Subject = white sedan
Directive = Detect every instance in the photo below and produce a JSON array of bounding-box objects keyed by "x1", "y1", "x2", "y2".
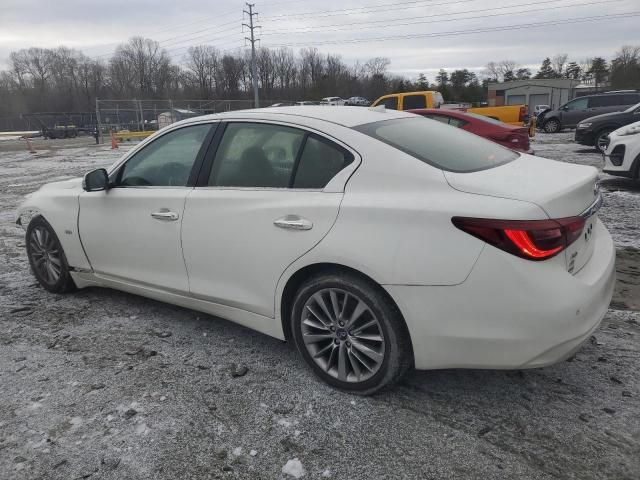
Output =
[
  {"x1": 17, "y1": 107, "x2": 615, "y2": 394},
  {"x1": 603, "y1": 120, "x2": 640, "y2": 180}
]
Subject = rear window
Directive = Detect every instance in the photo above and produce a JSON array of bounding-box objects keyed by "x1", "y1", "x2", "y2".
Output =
[{"x1": 354, "y1": 117, "x2": 518, "y2": 173}]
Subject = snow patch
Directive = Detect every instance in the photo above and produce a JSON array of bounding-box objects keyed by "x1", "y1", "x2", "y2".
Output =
[{"x1": 282, "y1": 458, "x2": 305, "y2": 478}]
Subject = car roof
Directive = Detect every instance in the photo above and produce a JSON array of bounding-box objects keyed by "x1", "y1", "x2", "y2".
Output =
[{"x1": 179, "y1": 106, "x2": 414, "y2": 128}]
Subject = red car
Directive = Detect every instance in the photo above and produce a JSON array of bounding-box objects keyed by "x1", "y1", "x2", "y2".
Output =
[{"x1": 408, "y1": 108, "x2": 533, "y2": 153}]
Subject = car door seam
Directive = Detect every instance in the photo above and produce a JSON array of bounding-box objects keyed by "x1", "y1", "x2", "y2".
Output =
[{"x1": 76, "y1": 193, "x2": 95, "y2": 272}]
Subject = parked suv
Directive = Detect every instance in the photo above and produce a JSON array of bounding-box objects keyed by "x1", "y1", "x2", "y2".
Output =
[
  {"x1": 575, "y1": 101, "x2": 640, "y2": 152},
  {"x1": 538, "y1": 91, "x2": 640, "y2": 133}
]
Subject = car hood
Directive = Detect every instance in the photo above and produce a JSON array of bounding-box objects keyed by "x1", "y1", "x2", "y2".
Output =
[{"x1": 443, "y1": 153, "x2": 599, "y2": 218}]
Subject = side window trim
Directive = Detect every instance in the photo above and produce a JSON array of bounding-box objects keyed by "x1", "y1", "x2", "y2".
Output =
[
  {"x1": 112, "y1": 122, "x2": 218, "y2": 188},
  {"x1": 195, "y1": 122, "x2": 228, "y2": 187},
  {"x1": 288, "y1": 132, "x2": 310, "y2": 188}
]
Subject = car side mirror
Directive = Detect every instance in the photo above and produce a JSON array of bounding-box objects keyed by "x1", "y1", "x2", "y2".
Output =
[
  {"x1": 83, "y1": 168, "x2": 110, "y2": 192},
  {"x1": 561, "y1": 105, "x2": 569, "y2": 111}
]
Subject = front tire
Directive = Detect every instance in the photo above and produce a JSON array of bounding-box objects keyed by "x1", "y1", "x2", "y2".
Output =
[
  {"x1": 543, "y1": 118, "x2": 561, "y2": 133},
  {"x1": 26, "y1": 216, "x2": 76, "y2": 293},
  {"x1": 594, "y1": 129, "x2": 613, "y2": 153},
  {"x1": 291, "y1": 272, "x2": 412, "y2": 395}
]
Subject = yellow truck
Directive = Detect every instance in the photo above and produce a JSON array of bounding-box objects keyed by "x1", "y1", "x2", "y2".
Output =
[
  {"x1": 467, "y1": 105, "x2": 529, "y2": 126},
  {"x1": 371, "y1": 91, "x2": 528, "y2": 126}
]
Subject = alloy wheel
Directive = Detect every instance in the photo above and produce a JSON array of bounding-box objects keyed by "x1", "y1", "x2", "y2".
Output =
[
  {"x1": 544, "y1": 120, "x2": 560, "y2": 133},
  {"x1": 29, "y1": 225, "x2": 62, "y2": 285},
  {"x1": 596, "y1": 132, "x2": 610, "y2": 153},
  {"x1": 300, "y1": 288, "x2": 385, "y2": 383}
]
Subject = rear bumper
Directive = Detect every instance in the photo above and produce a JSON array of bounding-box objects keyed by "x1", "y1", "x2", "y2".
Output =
[
  {"x1": 575, "y1": 129, "x2": 596, "y2": 146},
  {"x1": 386, "y1": 219, "x2": 616, "y2": 370}
]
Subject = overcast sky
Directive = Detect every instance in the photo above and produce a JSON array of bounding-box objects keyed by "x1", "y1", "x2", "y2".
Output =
[{"x1": 0, "y1": 0, "x2": 638, "y2": 79}]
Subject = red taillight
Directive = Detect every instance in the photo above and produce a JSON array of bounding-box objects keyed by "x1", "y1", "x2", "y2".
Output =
[{"x1": 452, "y1": 216, "x2": 585, "y2": 261}]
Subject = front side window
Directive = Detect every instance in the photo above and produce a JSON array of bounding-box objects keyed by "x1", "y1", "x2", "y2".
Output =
[
  {"x1": 354, "y1": 117, "x2": 518, "y2": 173},
  {"x1": 377, "y1": 97, "x2": 398, "y2": 110},
  {"x1": 402, "y1": 94, "x2": 426, "y2": 110},
  {"x1": 118, "y1": 124, "x2": 211, "y2": 187},
  {"x1": 210, "y1": 123, "x2": 305, "y2": 188},
  {"x1": 565, "y1": 98, "x2": 588, "y2": 110},
  {"x1": 293, "y1": 135, "x2": 353, "y2": 188}
]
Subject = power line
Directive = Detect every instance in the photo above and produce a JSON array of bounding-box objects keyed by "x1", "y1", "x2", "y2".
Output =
[
  {"x1": 260, "y1": 0, "x2": 626, "y2": 35},
  {"x1": 262, "y1": 11, "x2": 640, "y2": 47},
  {"x1": 260, "y1": 0, "x2": 479, "y2": 21},
  {"x1": 244, "y1": 3, "x2": 260, "y2": 108}
]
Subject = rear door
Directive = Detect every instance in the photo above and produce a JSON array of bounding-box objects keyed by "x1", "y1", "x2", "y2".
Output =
[
  {"x1": 181, "y1": 121, "x2": 357, "y2": 317},
  {"x1": 588, "y1": 95, "x2": 628, "y2": 115}
]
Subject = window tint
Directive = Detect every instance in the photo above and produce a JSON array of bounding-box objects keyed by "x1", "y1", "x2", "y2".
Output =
[
  {"x1": 402, "y1": 94, "x2": 426, "y2": 110},
  {"x1": 377, "y1": 97, "x2": 398, "y2": 110},
  {"x1": 565, "y1": 97, "x2": 588, "y2": 110},
  {"x1": 354, "y1": 117, "x2": 518, "y2": 173},
  {"x1": 589, "y1": 95, "x2": 619, "y2": 108},
  {"x1": 210, "y1": 123, "x2": 305, "y2": 188},
  {"x1": 118, "y1": 124, "x2": 211, "y2": 187},
  {"x1": 622, "y1": 94, "x2": 640, "y2": 105},
  {"x1": 425, "y1": 114, "x2": 450, "y2": 124},
  {"x1": 293, "y1": 135, "x2": 353, "y2": 189}
]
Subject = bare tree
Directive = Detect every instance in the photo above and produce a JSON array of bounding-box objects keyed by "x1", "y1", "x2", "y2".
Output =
[{"x1": 552, "y1": 53, "x2": 569, "y2": 77}]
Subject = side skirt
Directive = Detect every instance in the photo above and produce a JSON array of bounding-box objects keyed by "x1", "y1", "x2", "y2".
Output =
[{"x1": 70, "y1": 272, "x2": 285, "y2": 340}]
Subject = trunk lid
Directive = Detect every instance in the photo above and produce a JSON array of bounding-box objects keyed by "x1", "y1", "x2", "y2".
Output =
[
  {"x1": 444, "y1": 154, "x2": 600, "y2": 273},
  {"x1": 443, "y1": 154, "x2": 598, "y2": 218}
]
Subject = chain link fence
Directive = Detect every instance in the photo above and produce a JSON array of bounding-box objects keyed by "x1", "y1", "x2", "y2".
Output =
[{"x1": 95, "y1": 98, "x2": 289, "y2": 143}]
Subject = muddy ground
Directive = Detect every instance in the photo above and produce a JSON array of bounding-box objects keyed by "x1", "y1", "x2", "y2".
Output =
[{"x1": 0, "y1": 133, "x2": 639, "y2": 480}]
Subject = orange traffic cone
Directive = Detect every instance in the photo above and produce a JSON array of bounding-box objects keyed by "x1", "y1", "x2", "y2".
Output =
[
  {"x1": 110, "y1": 131, "x2": 118, "y2": 149},
  {"x1": 25, "y1": 136, "x2": 36, "y2": 153}
]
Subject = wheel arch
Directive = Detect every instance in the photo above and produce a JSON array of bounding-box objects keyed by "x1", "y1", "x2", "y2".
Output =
[{"x1": 278, "y1": 262, "x2": 414, "y2": 364}]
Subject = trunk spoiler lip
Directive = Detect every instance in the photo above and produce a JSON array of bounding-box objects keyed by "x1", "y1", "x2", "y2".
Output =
[{"x1": 580, "y1": 192, "x2": 603, "y2": 220}]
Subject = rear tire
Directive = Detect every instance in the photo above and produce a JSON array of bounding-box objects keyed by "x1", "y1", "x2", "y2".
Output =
[
  {"x1": 543, "y1": 118, "x2": 561, "y2": 133},
  {"x1": 291, "y1": 272, "x2": 412, "y2": 395},
  {"x1": 26, "y1": 216, "x2": 76, "y2": 294}
]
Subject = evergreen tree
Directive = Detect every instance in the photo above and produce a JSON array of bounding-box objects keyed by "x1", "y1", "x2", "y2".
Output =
[
  {"x1": 534, "y1": 58, "x2": 557, "y2": 79},
  {"x1": 564, "y1": 62, "x2": 582, "y2": 80},
  {"x1": 588, "y1": 57, "x2": 609, "y2": 90}
]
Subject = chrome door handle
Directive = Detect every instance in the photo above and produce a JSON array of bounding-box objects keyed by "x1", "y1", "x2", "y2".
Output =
[
  {"x1": 151, "y1": 210, "x2": 179, "y2": 221},
  {"x1": 274, "y1": 215, "x2": 313, "y2": 231}
]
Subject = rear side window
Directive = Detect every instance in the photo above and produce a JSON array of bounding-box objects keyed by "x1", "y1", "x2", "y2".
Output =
[
  {"x1": 293, "y1": 135, "x2": 353, "y2": 188},
  {"x1": 589, "y1": 95, "x2": 622, "y2": 108},
  {"x1": 209, "y1": 123, "x2": 305, "y2": 188},
  {"x1": 402, "y1": 94, "x2": 426, "y2": 110},
  {"x1": 208, "y1": 122, "x2": 352, "y2": 189},
  {"x1": 622, "y1": 94, "x2": 640, "y2": 105},
  {"x1": 354, "y1": 117, "x2": 518, "y2": 173}
]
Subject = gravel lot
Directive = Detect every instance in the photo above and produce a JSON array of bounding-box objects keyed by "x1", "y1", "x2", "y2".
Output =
[{"x1": 1, "y1": 133, "x2": 639, "y2": 480}]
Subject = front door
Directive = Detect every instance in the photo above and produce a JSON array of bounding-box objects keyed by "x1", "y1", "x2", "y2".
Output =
[
  {"x1": 560, "y1": 97, "x2": 589, "y2": 127},
  {"x1": 79, "y1": 123, "x2": 215, "y2": 292},
  {"x1": 181, "y1": 121, "x2": 356, "y2": 317}
]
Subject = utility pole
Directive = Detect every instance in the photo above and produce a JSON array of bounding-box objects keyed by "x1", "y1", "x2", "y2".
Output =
[{"x1": 243, "y1": 3, "x2": 260, "y2": 108}]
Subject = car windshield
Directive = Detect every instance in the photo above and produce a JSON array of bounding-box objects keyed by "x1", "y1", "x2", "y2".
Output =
[
  {"x1": 354, "y1": 117, "x2": 519, "y2": 173},
  {"x1": 623, "y1": 101, "x2": 640, "y2": 113}
]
